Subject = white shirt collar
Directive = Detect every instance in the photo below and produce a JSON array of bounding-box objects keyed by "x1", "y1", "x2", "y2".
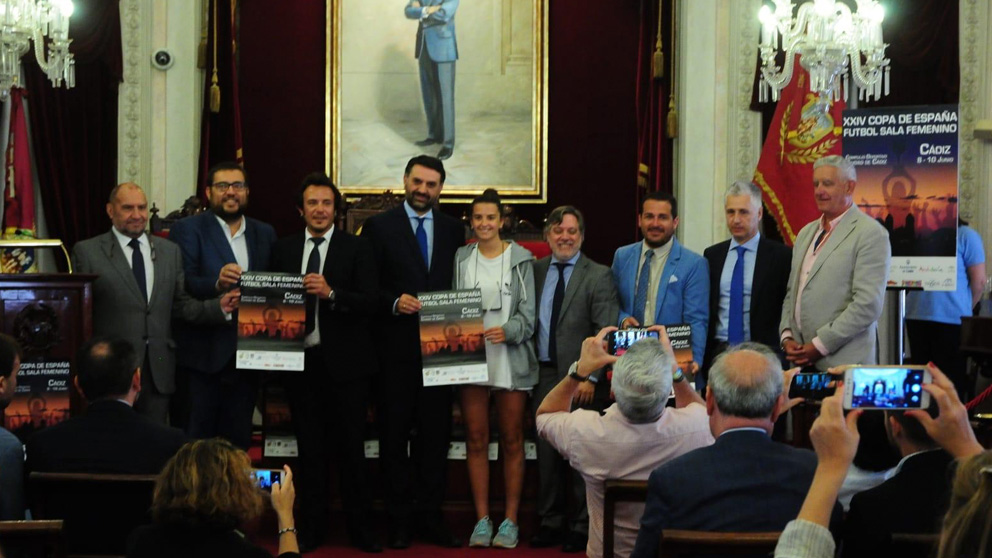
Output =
[
  {"x1": 214, "y1": 213, "x2": 247, "y2": 239},
  {"x1": 110, "y1": 227, "x2": 146, "y2": 249}
]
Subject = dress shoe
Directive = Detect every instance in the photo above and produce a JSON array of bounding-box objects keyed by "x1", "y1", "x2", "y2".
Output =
[
  {"x1": 350, "y1": 530, "x2": 383, "y2": 554},
  {"x1": 414, "y1": 138, "x2": 437, "y2": 147},
  {"x1": 387, "y1": 525, "x2": 411, "y2": 550},
  {"x1": 561, "y1": 531, "x2": 587, "y2": 553},
  {"x1": 437, "y1": 147, "x2": 453, "y2": 160},
  {"x1": 530, "y1": 525, "x2": 563, "y2": 548},
  {"x1": 417, "y1": 519, "x2": 462, "y2": 548}
]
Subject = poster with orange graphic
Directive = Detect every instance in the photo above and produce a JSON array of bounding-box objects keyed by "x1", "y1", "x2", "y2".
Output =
[
  {"x1": 842, "y1": 105, "x2": 958, "y2": 290},
  {"x1": 5, "y1": 359, "x2": 71, "y2": 443},
  {"x1": 236, "y1": 272, "x2": 306, "y2": 370},
  {"x1": 419, "y1": 289, "x2": 487, "y2": 386}
]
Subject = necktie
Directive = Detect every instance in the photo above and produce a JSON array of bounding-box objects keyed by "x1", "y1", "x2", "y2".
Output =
[
  {"x1": 813, "y1": 228, "x2": 828, "y2": 251},
  {"x1": 547, "y1": 262, "x2": 569, "y2": 365},
  {"x1": 305, "y1": 237, "x2": 325, "y2": 334},
  {"x1": 416, "y1": 217, "x2": 429, "y2": 268},
  {"x1": 633, "y1": 249, "x2": 654, "y2": 325},
  {"x1": 128, "y1": 238, "x2": 147, "y2": 303},
  {"x1": 728, "y1": 245, "x2": 746, "y2": 345}
]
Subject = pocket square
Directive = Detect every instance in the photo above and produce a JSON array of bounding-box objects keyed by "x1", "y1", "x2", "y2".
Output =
[{"x1": 669, "y1": 275, "x2": 679, "y2": 284}]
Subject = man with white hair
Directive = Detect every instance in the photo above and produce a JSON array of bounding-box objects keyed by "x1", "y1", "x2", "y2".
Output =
[
  {"x1": 702, "y1": 181, "x2": 791, "y2": 378},
  {"x1": 631, "y1": 343, "x2": 835, "y2": 558},
  {"x1": 780, "y1": 155, "x2": 890, "y2": 370},
  {"x1": 536, "y1": 326, "x2": 713, "y2": 558}
]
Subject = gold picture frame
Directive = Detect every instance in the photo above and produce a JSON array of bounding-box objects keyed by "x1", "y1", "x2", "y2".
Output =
[{"x1": 326, "y1": 0, "x2": 548, "y2": 203}]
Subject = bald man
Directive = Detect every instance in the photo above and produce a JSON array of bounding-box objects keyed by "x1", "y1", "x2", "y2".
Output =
[{"x1": 72, "y1": 183, "x2": 237, "y2": 423}]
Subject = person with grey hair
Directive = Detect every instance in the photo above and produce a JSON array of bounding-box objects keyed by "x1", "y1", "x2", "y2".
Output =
[
  {"x1": 702, "y1": 180, "x2": 792, "y2": 383},
  {"x1": 631, "y1": 343, "x2": 837, "y2": 558},
  {"x1": 537, "y1": 326, "x2": 712, "y2": 558},
  {"x1": 780, "y1": 155, "x2": 890, "y2": 370},
  {"x1": 531, "y1": 205, "x2": 619, "y2": 552}
]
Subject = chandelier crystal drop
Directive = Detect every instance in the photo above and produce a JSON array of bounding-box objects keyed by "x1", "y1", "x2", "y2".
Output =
[
  {"x1": 0, "y1": 0, "x2": 75, "y2": 101},
  {"x1": 757, "y1": 0, "x2": 889, "y2": 110}
]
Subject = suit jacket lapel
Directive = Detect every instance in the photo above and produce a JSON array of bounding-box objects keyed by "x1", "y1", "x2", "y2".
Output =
[
  {"x1": 654, "y1": 241, "x2": 681, "y2": 323},
  {"x1": 805, "y1": 212, "x2": 857, "y2": 286},
  {"x1": 148, "y1": 235, "x2": 168, "y2": 307},
  {"x1": 559, "y1": 255, "x2": 587, "y2": 317},
  {"x1": 396, "y1": 208, "x2": 429, "y2": 275},
  {"x1": 245, "y1": 219, "x2": 258, "y2": 270},
  {"x1": 323, "y1": 229, "x2": 339, "y2": 278},
  {"x1": 102, "y1": 231, "x2": 146, "y2": 305},
  {"x1": 286, "y1": 232, "x2": 306, "y2": 274},
  {"x1": 750, "y1": 240, "x2": 770, "y2": 314},
  {"x1": 204, "y1": 213, "x2": 238, "y2": 265},
  {"x1": 533, "y1": 258, "x2": 549, "y2": 301}
]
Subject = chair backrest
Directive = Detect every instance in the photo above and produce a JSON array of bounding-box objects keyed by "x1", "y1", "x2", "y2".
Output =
[
  {"x1": 659, "y1": 529, "x2": 781, "y2": 557},
  {"x1": 0, "y1": 519, "x2": 66, "y2": 558},
  {"x1": 603, "y1": 479, "x2": 649, "y2": 558},
  {"x1": 29, "y1": 472, "x2": 157, "y2": 557},
  {"x1": 890, "y1": 532, "x2": 940, "y2": 558}
]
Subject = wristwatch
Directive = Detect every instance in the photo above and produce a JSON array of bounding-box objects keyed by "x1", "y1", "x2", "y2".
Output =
[
  {"x1": 672, "y1": 367, "x2": 685, "y2": 383},
  {"x1": 567, "y1": 361, "x2": 588, "y2": 382}
]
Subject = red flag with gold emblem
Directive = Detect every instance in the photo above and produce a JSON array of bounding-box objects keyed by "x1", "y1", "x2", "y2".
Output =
[
  {"x1": 753, "y1": 64, "x2": 845, "y2": 245},
  {"x1": 2, "y1": 87, "x2": 38, "y2": 273}
]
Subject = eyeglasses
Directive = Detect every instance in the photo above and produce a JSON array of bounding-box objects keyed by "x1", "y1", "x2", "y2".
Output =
[{"x1": 211, "y1": 181, "x2": 247, "y2": 192}]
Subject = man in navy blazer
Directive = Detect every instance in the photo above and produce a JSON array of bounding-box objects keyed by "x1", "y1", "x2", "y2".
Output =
[
  {"x1": 702, "y1": 181, "x2": 791, "y2": 377},
  {"x1": 631, "y1": 344, "x2": 832, "y2": 558},
  {"x1": 269, "y1": 173, "x2": 380, "y2": 553},
  {"x1": 405, "y1": 0, "x2": 458, "y2": 160},
  {"x1": 611, "y1": 192, "x2": 708, "y2": 388},
  {"x1": 168, "y1": 161, "x2": 277, "y2": 449}
]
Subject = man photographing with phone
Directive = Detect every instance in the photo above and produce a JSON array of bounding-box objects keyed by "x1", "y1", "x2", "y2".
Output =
[{"x1": 536, "y1": 326, "x2": 712, "y2": 558}]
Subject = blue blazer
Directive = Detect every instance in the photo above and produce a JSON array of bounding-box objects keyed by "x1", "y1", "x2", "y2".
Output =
[
  {"x1": 611, "y1": 238, "x2": 709, "y2": 366},
  {"x1": 168, "y1": 211, "x2": 277, "y2": 373},
  {"x1": 405, "y1": 0, "x2": 459, "y2": 62}
]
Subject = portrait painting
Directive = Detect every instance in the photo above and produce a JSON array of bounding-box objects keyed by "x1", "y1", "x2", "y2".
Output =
[{"x1": 327, "y1": 0, "x2": 547, "y2": 202}]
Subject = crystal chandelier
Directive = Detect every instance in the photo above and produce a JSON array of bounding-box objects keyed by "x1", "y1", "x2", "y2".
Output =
[
  {"x1": 0, "y1": 0, "x2": 75, "y2": 101},
  {"x1": 757, "y1": 0, "x2": 889, "y2": 108}
]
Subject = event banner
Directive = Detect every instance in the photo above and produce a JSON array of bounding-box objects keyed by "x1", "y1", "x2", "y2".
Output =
[
  {"x1": 842, "y1": 105, "x2": 958, "y2": 290},
  {"x1": 236, "y1": 272, "x2": 306, "y2": 371},
  {"x1": 419, "y1": 289, "x2": 488, "y2": 386},
  {"x1": 4, "y1": 359, "x2": 70, "y2": 443}
]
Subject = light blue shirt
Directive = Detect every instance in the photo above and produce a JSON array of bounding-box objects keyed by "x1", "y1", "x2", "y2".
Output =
[
  {"x1": 906, "y1": 225, "x2": 985, "y2": 325},
  {"x1": 537, "y1": 252, "x2": 580, "y2": 362},
  {"x1": 716, "y1": 232, "x2": 760, "y2": 342},
  {"x1": 403, "y1": 200, "x2": 434, "y2": 269}
]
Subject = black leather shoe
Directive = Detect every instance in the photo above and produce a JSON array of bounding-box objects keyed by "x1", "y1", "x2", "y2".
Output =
[
  {"x1": 414, "y1": 138, "x2": 437, "y2": 147},
  {"x1": 351, "y1": 530, "x2": 383, "y2": 554},
  {"x1": 437, "y1": 147, "x2": 453, "y2": 160},
  {"x1": 418, "y1": 519, "x2": 462, "y2": 548},
  {"x1": 387, "y1": 525, "x2": 411, "y2": 550},
  {"x1": 561, "y1": 531, "x2": 587, "y2": 553},
  {"x1": 530, "y1": 525, "x2": 563, "y2": 548}
]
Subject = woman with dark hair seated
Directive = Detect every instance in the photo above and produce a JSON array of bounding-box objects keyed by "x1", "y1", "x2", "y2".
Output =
[{"x1": 127, "y1": 438, "x2": 301, "y2": 558}]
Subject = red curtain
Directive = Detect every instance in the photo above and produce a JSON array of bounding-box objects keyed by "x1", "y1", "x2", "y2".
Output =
[
  {"x1": 634, "y1": 0, "x2": 673, "y2": 200},
  {"x1": 23, "y1": 0, "x2": 122, "y2": 258}
]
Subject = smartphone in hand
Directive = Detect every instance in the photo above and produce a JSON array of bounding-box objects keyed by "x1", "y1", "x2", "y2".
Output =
[{"x1": 842, "y1": 365, "x2": 931, "y2": 410}]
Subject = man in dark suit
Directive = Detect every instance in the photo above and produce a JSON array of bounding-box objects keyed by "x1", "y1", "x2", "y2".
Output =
[
  {"x1": 26, "y1": 337, "x2": 187, "y2": 475},
  {"x1": 361, "y1": 155, "x2": 465, "y2": 548},
  {"x1": 0, "y1": 334, "x2": 24, "y2": 520},
  {"x1": 72, "y1": 183, "x2": 235, "y2": 424},
  {"x1": 269, "y1": 173, "x2": 380, "y2": 553},
  {"x1": 531, "y1": 206, "x2": 619, "y2": 552},
  {"x1": 702, "y1": 181, "x2": 791, "y2": 379},
  {"x1": 842, "y1": 410, "x2": 954, "y2": 558},
  {"x1": 631, "y1": 343, "x2": 832, "y2": 558},
  {"x1": 168, "y1": 162, "x2": 277, "y2": 449}
]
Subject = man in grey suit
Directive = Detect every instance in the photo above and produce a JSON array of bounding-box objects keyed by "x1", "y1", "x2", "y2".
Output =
[
  {"x1": 780, "y1": 155, "x2": 891, "y2": 370},
  {"x1": 72, "y1": 183, "x2": 236, "y2": 423},
  {"x1": 532, "y1": 206, "x2": 619, "y2": 552},
  {"x1": 405, "y1": 0, "x2": 458, "y2": 160}
]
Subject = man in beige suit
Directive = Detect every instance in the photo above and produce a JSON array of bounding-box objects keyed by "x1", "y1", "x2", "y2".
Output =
[{"x1": 780, "y1": 155, "x2": 891, "y2": 370}]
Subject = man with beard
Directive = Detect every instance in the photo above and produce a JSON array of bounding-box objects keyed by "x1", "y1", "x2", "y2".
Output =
[
  {"x1": 531, "y1": 206, "x2": 619, "y2": 551},
  {"x1": 611, "y1": 192, "x2": 708, "y2": 389},
  {"x1": 0, "y1": 333, "x2": 24, "y2": 520},
  {"x1": 361, "y1": 155, "x2": 465, "y2": 548},
  {"x1": 169, "y1": 162, "x2": 277, "y2": 448}
]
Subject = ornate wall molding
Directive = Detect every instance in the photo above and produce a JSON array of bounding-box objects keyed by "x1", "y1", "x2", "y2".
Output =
[
  {"x1": 118, "y1": 0, "x2": 142, "y2": 184},
  {"x1": 729, "y1": 0, "x2": 761, "y2": 183},
  {"x1": 957, "y1": 0, "x2": 983, "y2": 224}
]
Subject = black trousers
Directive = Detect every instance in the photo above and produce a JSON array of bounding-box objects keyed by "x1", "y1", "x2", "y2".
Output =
[
  {"x1": 284, "y1": 348, "x2": 372, "y2": 537},
  {"x1": 377, "y1": 353, "x2": 453, "y2": 526},
  {"x1": 186, "y1": 358, "x2": 258, "y2": 450},
  {"x1": 907, "y1": 319, "x2": 971, "y2": 400}
]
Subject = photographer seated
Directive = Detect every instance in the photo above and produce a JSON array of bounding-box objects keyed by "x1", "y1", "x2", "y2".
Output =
[
  {"x1": 26, "y1": 337, "x2": 186, "y2": 474},
  {"x1": 127, "y1": 439, "x2": 300, "y2": 558},
  {"x1": 842, "y1": 407, "x2": 954, "y2": 557}
]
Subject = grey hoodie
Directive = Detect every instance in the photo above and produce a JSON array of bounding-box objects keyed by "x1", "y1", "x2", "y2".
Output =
[{"x1": 453, "y1": 241, "x2": 538, "y2": 389}]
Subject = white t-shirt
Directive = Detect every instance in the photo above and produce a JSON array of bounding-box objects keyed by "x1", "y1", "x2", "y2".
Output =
[{"x1": 465, "y1": 247, "x2": 513, "y2": 388}]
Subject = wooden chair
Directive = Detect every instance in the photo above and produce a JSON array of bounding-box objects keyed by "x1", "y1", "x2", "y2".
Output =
[
  {"x1": 658, "y1": 529, "x2": 781, "y2": 557},
  {"x1": 890, "y1": 532, "x2": 940, "y2": 558},
  {"x1": 0, "y1": 520, "x2": 66, "y2": 558},
  {"x1": 603, "y1": 479, "x2": 649, "y2": 558},
  {"x1": 29, "y1": 472, "x2": 157, "y2": 558}
]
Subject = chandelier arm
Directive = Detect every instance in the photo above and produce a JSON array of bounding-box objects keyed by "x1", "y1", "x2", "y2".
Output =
[
  {"x1": 761, "y1": 45, "x2": 797, "y2": 91},
  {"x1": 32, "y1": 26, "x2": 52, "y2": 74}
]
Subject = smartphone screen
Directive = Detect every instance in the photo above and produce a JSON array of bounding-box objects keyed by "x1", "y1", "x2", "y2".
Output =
[
  {"x1": 252, "y1": 469, "x2": 282, "y2": 491},
  {"x1": 844, "y1": 366, "x2": 931, "y2": 410},
  {"x1": 788, "y1": 372, "x2": 834, "y2": 400},
  {"x1": 608, "y1": 329, "x2": 660, "y2": 356}
]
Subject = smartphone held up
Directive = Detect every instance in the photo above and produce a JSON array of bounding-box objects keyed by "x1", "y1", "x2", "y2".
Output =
[{"x1": 842, "y1": 365, "x2": 931, "y2": 410}]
